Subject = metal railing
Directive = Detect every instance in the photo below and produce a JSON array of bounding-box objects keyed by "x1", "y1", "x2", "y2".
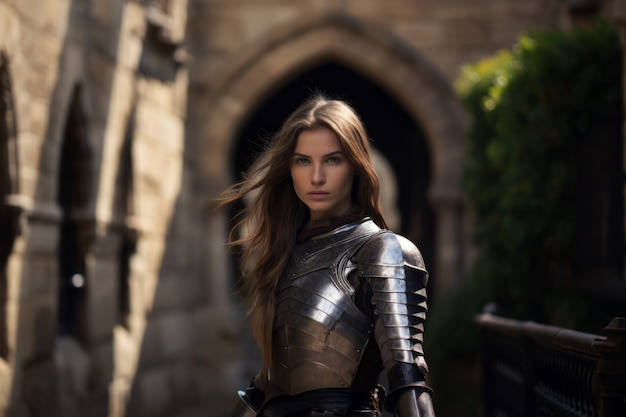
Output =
[{"x1": 475, "y1": 312, "x2": 626, "y2": 417}]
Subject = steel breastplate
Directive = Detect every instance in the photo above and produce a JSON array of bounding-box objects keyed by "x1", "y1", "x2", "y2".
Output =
[{"x1": 269, "y1": 218, "x2": 382, "y2": 395}]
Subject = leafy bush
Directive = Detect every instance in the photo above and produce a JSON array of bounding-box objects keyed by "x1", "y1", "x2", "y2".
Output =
[{"x1": 426, "y1": 21, "x2": 622, "y2": 416}]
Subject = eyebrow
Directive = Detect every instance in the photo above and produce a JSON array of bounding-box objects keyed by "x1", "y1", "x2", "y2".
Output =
[{"x1": 292, "y1": 150, "x2": 344, "y2": 158}]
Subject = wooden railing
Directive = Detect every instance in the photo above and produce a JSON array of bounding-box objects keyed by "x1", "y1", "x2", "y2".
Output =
[{"x1": 475, "y1": 311, "x2": 626, "y2": 417}]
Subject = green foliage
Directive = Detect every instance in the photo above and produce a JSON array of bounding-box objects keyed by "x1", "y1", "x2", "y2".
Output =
[
  {"x1": 426, "y1": 21, "x2": 622, "y2": 416},
  {"x1": 458, "y1": 20, "x2": 621, "y2": 321}
]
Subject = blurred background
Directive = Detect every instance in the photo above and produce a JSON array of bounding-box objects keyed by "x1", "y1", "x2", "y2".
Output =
[{"x1": 0, "y1": 0, "x2": 624, "y2": 416}]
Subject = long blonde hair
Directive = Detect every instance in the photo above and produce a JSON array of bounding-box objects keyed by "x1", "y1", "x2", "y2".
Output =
[{"x1": 217, "y1": 94, "x2": 387, "y2": 375}]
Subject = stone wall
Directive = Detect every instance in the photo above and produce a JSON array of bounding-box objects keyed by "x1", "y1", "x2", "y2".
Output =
[
  {"x1": 0, "y1": 1, "x2": 622, "y2": 417},
  {"x1": 0, "y1": 0, "x2": 219, "y2": 416}
]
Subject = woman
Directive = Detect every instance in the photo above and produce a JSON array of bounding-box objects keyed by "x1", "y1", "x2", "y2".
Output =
[{"x1": 221, "y1": 94, "x2": 435, "y2": 417}]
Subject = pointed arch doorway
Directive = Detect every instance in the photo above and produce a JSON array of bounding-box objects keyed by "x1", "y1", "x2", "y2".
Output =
[
  {"x1": 198, "y1": 13, "x2": 469, "y2": 307},
  {"x1": 196, "y1": 13, "x2": 470, "y2": 392},
  {"x1": 232, "y1": 61, "x2": 436, "y2": 283}
]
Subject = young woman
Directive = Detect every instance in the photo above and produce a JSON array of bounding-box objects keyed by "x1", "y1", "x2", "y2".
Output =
[{"x1": 221, "y1": 94, "x2": 435, "y2": 417}]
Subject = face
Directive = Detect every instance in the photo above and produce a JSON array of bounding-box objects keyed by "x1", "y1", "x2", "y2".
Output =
[{"x1": 290, "y1": 127, "x2": 354, "y2": 221}]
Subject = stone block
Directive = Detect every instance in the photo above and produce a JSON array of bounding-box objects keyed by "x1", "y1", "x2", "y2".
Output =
[
  {"x1": 21, "y1": 359, "x2": 60, "y2": 417},
  {"x1": 0, "y1": 358, "x2": 8, "y2": 409},
  {"x1": 136, "y1": 317, "x2": 162, "y2": 370},
  {"x1": 173, "y1": 68, "x2": 189, "y2": 116},
  {"x1": 117, "y1": 8, "x2": 145, "y2": 72},
  {"x1": 15, "y1": 93, "x2": 49, "y2": 136},
  {"x1": 169, "y1": 361, "x2": 197, "y2": 401},
  {"x1": 23, "y1": 220, "x2": 60, "y2": 255},
  {"x1": 396, "y1": 22, "x2": 446, "y2": 48},
  {"x1": 152, "y1": 277, "x2": 186, "y2": 311},
  {"x1": 91, "y1": 0, "x2": 123, "y2": 25},
  {"x1": 440, "y1": 19, "x2": 490, "y2": 45},
  {"x1": 94, "y1": 229, "x2": 122, "y2": 258},
  {"x1": 127, "y1": 272, "x2": 146, "y2": 317},
  {"x1": 345, "y1": 0, "x2": 385, "y2": 19},
  {"x1": 159, "y1": 232, "x2": 194, "y2": 271},
  {"x1": 55, "y1": 336, "x2": 89, "y2": 396},
  {"x1": 203, "y1": 13, "x2": 242, "y2": 53},
  {"x1": 0, "y1": 9, "x2": 25, "y2": 59},
  {"x1": 135, "y1": 367, "x2": 172, "y2": 416},
  {"x1": 85, "y1": 52, "x2": 115, "y2": 111},
  {"x1": 86, "y1": 341, "x2": 114, "y2": 392},
  {"x1": 86, "y1": 259, "x2": 118, "y2": 340},
  {"x1": 16, "y1": 132, "x2": 44, "y2": 175},
  {"x1": 113, "y1": 324, "x2": 140, "y2": 379},
  {"x1": 136, "y1": 96, "x2": 184, "y2": 149},
  {"x1": 24, "y1": 42, "x2": 63, "y2": 99},
  {"x1": 9, "y1": 255, "x2": 56, "y2": 300},
  {"x1": 14, "y1": 294, "x2": 56, "y2": 364},
  {"x1": 158, "y1": 311, "x2": 192, "y2": 359},
  {"x1": 5, "y1": 253, "x2": 23, "y2": 300},
  {"x1": 239, "y1": 5, "x2": 298, "y2": 43},
  {"x1": 193, "y1": 306, "x2": 241, "y2": 364},
  {"x1": 31, "y1": 173, "x2": 59, "y2": 205},
  {"x1": 108, "y1": 376, "x2": 131, "y2": 417}
]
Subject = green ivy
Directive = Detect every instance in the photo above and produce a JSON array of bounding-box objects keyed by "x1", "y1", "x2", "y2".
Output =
[{"x1": 426, "y1": 21, "x2": 622, "y2": 416}]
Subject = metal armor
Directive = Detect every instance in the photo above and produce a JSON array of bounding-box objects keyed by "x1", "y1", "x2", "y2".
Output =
[
  {"x1": 353, "y1": 231, "x2": 435, "y2": 417},
  {"x1": 232, "y1": 218, "x2": 435, "y2": 416},
  {"x1": 270, "y1": 218, "x2": 383, "y2": 395}
]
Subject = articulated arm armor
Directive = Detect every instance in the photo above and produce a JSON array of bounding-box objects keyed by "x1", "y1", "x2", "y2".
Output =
[{"x1": 353, "y1": 232, "x2": 435, "y2": 417}]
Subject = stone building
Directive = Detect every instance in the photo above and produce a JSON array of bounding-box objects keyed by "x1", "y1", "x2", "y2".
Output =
[{"x1": 0, "y1": 0, "x2": 623, "y2": 416}]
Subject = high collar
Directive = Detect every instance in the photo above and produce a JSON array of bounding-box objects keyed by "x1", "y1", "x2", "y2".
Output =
[{"x1": 296, "y1": 207, "x2": 365, "y2": 243}]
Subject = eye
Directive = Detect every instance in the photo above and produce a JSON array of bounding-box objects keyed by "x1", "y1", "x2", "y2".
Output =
[
  {"x1": 293, "y1": 157, "x2": 310, "y2": 165},
  {"x1": 326, "y1": 155, "x2": 342, "y2": 164}
]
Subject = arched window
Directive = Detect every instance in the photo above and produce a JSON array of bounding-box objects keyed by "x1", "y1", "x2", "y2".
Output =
[{"x1": 56, "y1": 85, "x2": 91, "y2": 342}]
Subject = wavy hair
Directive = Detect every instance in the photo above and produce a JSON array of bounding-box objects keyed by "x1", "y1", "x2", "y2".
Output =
[{"x1": 217, "y1": 94, "x2": 387, "y2": 375}]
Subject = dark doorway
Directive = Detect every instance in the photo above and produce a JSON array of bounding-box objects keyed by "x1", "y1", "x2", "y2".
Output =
[
  {"x1": 232, "y1": 61, "x2": 435, "y2": 270},
  {"x1": 56, "y1": 85, "x2": 91, "y2": 342}
]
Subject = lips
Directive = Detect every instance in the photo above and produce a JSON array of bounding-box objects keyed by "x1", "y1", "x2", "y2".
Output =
[{"x1": 307, "y1": 191, "x2": 330, "y2": 200}]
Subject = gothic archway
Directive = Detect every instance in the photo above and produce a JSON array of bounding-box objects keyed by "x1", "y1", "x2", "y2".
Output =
[
  {"x1": 232, "y1": 61, "x2": 433, "y2": 267},
  {"x1": 200, "y1": 11, "x2": 468, "y2": 296}
]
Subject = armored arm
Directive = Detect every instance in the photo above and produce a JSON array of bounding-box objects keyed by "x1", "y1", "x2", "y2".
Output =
[{"x1": 354, "y1": 233, "x2": 435, "y2": 417}]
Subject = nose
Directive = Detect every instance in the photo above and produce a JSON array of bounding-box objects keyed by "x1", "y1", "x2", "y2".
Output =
[{"x1": 311, "y1": 163, "x2": 325, "y2": 185}]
